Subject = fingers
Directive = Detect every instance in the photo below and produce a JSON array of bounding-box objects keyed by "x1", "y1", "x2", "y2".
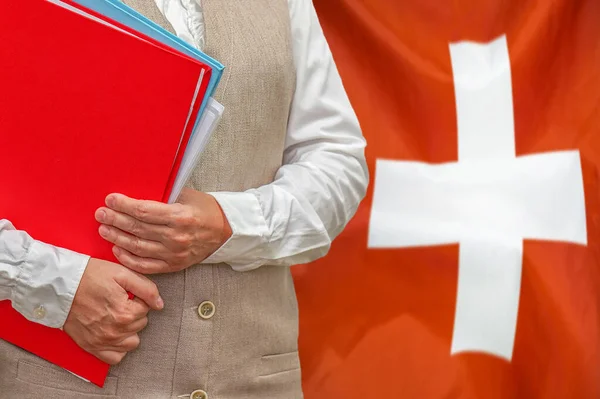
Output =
[
  {"x1": 98, "y1": 224, "x2": 167, "y2": 259},
  {"x1": 113, "y1": 246, "x2": 171, "y2": 274},
  {"x1": 114, "y1": 269, "x2": 164, "y2": 311},
  {"x1": 96, "y1": 207, "x2": 168, "y2": 241},
  {"x1": 122, "y1": 297, "x2": 151, "y2": 320},
  {"x1": 95, "y1": 334, "x2": 141, "y2": 364},
  {"x1": 116, "y1": 334, "x2": 141, "y2": 352},
  {"x1": 96, "y1": 351, "x2": 127, "y2": 365},
  {"x1": 92, "y1": 332, "x2": 141, "y2": 352},
  {"x1": 105, "y1": 193, "x2": 174, "y2": 225},
  {"x1": 123, "y1": 315, "x2": 149, "y2": 334},
  {"x1": 77, "y1": 328, "x2": 144, "y2": 366},
  {"x1": 87, "y1": 308, "x2": 147, "y2": 353}
]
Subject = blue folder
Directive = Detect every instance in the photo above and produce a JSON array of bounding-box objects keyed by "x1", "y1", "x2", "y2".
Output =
[{"x1": 71, "y1": 0, "x2": 224, "y2": 133}]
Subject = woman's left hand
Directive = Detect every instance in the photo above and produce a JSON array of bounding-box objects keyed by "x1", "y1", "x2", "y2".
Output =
[{"x1": 95, "y1": 188, "x2": 232, "y2": 274}]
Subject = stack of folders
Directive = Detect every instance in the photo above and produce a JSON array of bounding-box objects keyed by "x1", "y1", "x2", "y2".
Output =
[{"x1": 0, "y1": 0, "x2": 225, "y2": 387}]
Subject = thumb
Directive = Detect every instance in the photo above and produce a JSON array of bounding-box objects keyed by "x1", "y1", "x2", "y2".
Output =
[{"x1": 114, "y1": 270, "x2": 164, "y2": 311}]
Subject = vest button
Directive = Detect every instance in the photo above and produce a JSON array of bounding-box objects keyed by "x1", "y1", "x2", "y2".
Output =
[
  {"x1": 190, "y1": 389, "x2": 208, "y2": 399},
  {"x1": 197, "y1": 301, "x2": 216, "y2": 319}
]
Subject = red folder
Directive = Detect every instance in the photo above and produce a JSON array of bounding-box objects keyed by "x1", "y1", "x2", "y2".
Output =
[
  {"x1": 60, "y1": 0, "x2": 209, "y2": 202},
  {"x1": 0, "y1": 0, "x2": 211, "y2": 387}
]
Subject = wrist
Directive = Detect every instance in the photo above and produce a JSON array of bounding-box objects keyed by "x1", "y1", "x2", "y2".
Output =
[
  {"x1": 201, "y1": 191, "x2": 270, "y2": 269},
  {"x1": 13, "y1": 240, "x2": 89, "y2": 328},
  {"x1": 216, "y1": 200, "x2": 233, "y2": 247}
]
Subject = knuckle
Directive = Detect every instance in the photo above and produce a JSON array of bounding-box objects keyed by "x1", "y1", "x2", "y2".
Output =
[
  {"x1": 131, "y1": 238, "x2": 144, "y2": 254},
  {"x1": 133, "y1": 261, "x2": 148, "y2": 273},
  {"x1": 138, "y1": 307, "x2": 151, "y2": 319},
  {"x1": 181, "y1": 215, "x2": 197, "y2": 228},
  {"x1": 173, "y1": 252, "x2": 188, "y2": 265},
  {"x1": 171, "y1": 233, "x2": 191, "y2": 246},
  {"x1": 113, "y1": 300, "x2": 128, "y2": 314},
  {"x1": 114, "y1": 233, "x2": 127, "y2": 247},
  {"x1": 115, "y1": 310, "x2": 135, "y2": 325},
  {"x1": 114, "y1": 267, "x2": 130, "y2": 282},
  {"x1": 172, "y1": 203, "x2": 186, "y2": 216},
  {"x1": 129, "y1": 219, "x2": 143, "y2": 235},
  {"x1": 134, "y1": 203, "x2": 149, "y2": 219},
  {"x1": 179, "y1": 216, "x2": 194, "y2": 227},
  {"x1": 173, "y1": 206, "x2": 194, "y2": 226},
  {"x1": 103, "y1": 327, "x2": 121, "y2": 342}
]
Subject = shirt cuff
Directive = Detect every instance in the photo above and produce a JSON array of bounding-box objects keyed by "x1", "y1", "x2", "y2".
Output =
[
  {"x1": 12, "y1": 240, "x2": 90, "y2": 329},
  {"x1": 202, "y1": 191, "x2": 269, "y2": 271}
]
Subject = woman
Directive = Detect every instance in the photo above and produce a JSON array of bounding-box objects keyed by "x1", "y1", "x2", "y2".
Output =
[{"x1": 0, "y1": 0, "x2": 368, "y2": 397}]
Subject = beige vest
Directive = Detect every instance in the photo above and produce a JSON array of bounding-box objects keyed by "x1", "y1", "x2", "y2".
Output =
[{"x1": 0, "y1": 1, "x2": 300, "y2": 398}]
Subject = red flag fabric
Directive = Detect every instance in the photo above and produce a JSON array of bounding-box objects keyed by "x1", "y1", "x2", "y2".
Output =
[{"x1": 293, "y1": 1, "x2": 600, "y2": 398}]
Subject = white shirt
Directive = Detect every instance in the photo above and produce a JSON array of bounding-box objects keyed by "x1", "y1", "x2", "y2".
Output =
[{"x1": 0, "y1": 0, "x2": 368, "y2": 329}]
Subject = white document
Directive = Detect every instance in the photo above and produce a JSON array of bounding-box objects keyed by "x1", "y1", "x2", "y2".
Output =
[{"x1": 168, "y1": 97, "x2": 224, "y2": 203}]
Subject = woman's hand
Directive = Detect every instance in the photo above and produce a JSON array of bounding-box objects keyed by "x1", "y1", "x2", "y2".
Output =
[{"x1": 95, "y1": 188, "x2": 232, "y2": 274}]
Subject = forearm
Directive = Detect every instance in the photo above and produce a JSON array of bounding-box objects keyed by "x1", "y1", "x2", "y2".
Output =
[
  {"x1": 205, "y1": 143, "x2": 367, "y2": 271},
  {"x1": 202, "y1": 0, "x2": 368, "y2": 271},
  {"x1": 93, "y1": 0, "x2": 368, "y2": 274},
  {"x1": 0, "y1": 219, "x2": 89, "y2": 328}
]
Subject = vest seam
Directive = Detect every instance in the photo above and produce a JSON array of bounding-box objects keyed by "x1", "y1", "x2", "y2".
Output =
[
  {"x1": 169, "y1": 269, "x2": 187, "y2": 397},
  {"x1": 210, "y1": 12, "x2": 235, "y2": 100},
  {"x1": 204, "y1": 265, "x2": 221, "y2": 391}
]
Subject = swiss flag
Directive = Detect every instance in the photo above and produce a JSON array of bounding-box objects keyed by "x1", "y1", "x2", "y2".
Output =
[{"x1": 293, "y1": 1, "x2": 600, "y2": 398}]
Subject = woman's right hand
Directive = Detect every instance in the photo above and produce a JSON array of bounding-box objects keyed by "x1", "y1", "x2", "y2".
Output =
[{"x1": 62, "y1": 258, "x2": 164, "y2": 365}]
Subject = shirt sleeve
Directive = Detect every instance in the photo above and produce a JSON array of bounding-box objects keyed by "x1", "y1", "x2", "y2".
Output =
[
  {"x1": 0, "y1": 219, "x2": 90, "y2": 328},
  {"x1": 203, "y1": 0, "x2": 369, "y2": 271}
]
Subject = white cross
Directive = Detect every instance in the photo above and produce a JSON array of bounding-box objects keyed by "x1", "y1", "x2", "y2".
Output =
[{"x1": 367, "y1": 35, "x2": 587, "y2": 361}]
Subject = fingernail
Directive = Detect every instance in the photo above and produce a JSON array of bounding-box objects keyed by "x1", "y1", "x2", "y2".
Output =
[
  {"x1": 156, "y1": 296, "x2": 164, "y2": 309},
  {"x1": 99, "y1": 225, "x2": 109, "y2": 237},
  {"x1": 112, "y1": 246, "x2": 121, "y2": 256},
  {"x1": 96, "y1": 210, "x2": 106, "y2": 222},
  {"x1": 106, "y1": 194, "x2": 116, "y2": 208}
]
